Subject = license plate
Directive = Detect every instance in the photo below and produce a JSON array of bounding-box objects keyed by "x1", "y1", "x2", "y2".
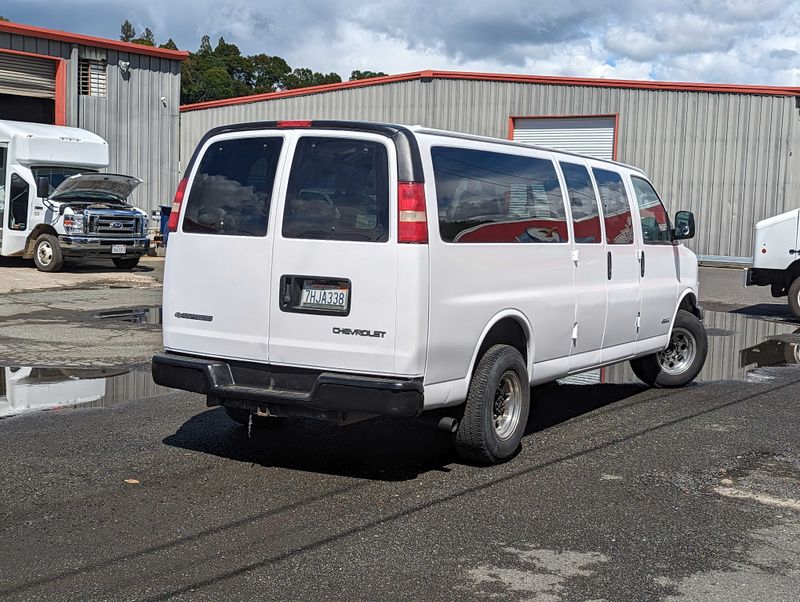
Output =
[
  {"x1": 112, "y1": 244, "x2": 126, "y2": 254},
  {"x1": 300, "y1": 284, "x2": 349, "y2": 311}
]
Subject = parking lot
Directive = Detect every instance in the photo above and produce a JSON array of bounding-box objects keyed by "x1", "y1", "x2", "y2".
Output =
[{"x1": 1, "y1": 260, "x2": 799, "y2": 601}]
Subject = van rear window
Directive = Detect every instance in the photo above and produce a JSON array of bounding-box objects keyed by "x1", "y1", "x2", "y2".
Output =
[
  {"x1": 432, "y1": 146, "x2": 567, "y2": 243},
  {"x1": 183, "y1": 137, "x2": 283, "y2": 236},
  {"x1": 282, "y1": 137, "x2": 389, "y2": 242}
]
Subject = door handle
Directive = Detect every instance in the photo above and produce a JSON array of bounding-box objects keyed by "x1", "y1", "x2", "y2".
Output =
[
  {"x1": 640, "y1": 251, "x2": 645, "y2": 277},
  {"x1": 607, "y1": 251, "x2": 612, "y2": 280}
]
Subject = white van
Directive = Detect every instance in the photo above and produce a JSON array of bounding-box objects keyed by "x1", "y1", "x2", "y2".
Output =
[
  {"x1": 0, "y1": 120, "x2": 148, "y2": 272},
  {"x1": 153, "y1": 121, "x2": 707, "y2": 464}
]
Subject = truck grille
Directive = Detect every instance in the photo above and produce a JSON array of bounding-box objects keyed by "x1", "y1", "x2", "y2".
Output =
[{"x1": 87, "y1": 214, "x2": 141, "y2": 236}]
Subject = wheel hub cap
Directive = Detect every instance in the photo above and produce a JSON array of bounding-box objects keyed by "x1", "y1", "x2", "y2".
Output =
[
  {"x1": 38, "y1": 242, "x2": 53, "y2": 265},
  {"x1": 493, "y1": 370, "x2": 523, "y2": 440},
  {"x1": 657, "y1": 327, "x2": 697, "y2": 376}
]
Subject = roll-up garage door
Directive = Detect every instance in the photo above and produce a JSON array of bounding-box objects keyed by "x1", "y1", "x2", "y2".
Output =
[
  {"x1": 512, "y1": 117, "x2": 616, "y2": 160},
  {"x1": 0, "y1": 52, "x2": 56, "y2": 98}
]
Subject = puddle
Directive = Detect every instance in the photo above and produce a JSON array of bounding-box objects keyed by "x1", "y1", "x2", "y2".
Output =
[
  {"x1": 92, "y1": 306, "x2": 162, "y2": 325},
  {"x1": 0, "y1": 366, "x2": 170, "y2": 418},
  {"x1": 562, "y1": 310, "x2": 800, "y2": 385}
]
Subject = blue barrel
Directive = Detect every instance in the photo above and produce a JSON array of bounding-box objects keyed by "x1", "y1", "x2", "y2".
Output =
[{"x1": 160, "y1": 206, "x2": 171, "y2": 245}]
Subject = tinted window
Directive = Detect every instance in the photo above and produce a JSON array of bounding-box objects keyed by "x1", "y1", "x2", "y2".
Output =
[
  {"x1": 183, "y1": 137, "x2": 283, "y2": 236},
  {"x1": 8, "y1": 173, "x2": 29, "y2": 231},
  {"x1": 593, "y1": 168, "x2": 634, "y2": 245},
  {"x1": 433, "y1": 146, "x2": 567, "y2": 243},
  {"x1": 632, "y1": 177, "x2": 672, "y2": 243},
  {"x1": 560, "y1": 162, "x2": 602, "y2": 244},
  {"x1": 282, "y1": 137, "x2": 389, "y2": 242}
]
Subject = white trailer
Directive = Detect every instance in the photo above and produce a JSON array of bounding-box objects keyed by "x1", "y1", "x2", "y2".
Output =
[
  {"x1": 745, "y1": 209, "x2": 800, "y2": 319},
  {"x1": 0, "y1": 119, "x2": 149, "y2": 272}
]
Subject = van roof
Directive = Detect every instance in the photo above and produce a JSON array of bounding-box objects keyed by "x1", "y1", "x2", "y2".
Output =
[
  {"x1": 0, "y1": 120, "x2": 106, "y2": 145},
  {"x1": 193, "y1": 119, "x2": 645, "y2": 182}
]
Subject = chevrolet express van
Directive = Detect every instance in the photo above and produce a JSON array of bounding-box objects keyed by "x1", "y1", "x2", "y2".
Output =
[{"x1": 153, "y1": 121, "x2": 707, "y2": 464}]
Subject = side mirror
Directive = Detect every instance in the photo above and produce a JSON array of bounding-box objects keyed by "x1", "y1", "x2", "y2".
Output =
[
  {"x1": 36, "y1": 176, "x2": 50, "y2": 199},
  {"x1": 673, "y1": 210, "x2": 695, "y2": 240}
]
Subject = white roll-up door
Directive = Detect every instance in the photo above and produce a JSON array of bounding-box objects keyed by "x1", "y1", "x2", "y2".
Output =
[
  {"x1": 513, "y1": 117, "x2": 616, "y2": 160},
  {"x1": 0, "y1": 52, "x2": 56, "y2": 98}
]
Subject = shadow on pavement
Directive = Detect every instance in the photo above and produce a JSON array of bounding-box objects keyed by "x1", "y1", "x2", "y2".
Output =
[
  {"x1": 0, "y1": 256, "x2": 153, "y2": 273},
  {"x1": 730, "y1": 303, "x2": 797, "y2": 322},
  {"x1": 164, "y1": 382, "x2": 647, "y2": 480}
]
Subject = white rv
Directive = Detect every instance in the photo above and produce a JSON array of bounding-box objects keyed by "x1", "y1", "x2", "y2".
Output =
[
  {"x1": 0, "y1": 120, "x2": 148, "y2": 272},
  {"x1": 153, "y1": 121, "x2": 707, "y2": 464},
  {"x1": 745, "y1": 209, "x2": 800, "y2": 319}
]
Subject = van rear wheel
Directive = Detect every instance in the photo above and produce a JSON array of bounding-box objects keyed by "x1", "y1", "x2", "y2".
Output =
[
  {"x1": 454, "y1": 344, "x2": 530, "y2": 464},
  {"x1": 33, "y1": 234, "x2": 64, "y2": 272},
  {"x1": 788, "y1": 277, "x2": 800, "y2": 320},
  {"x1": 630, "y1": 309, "x2": 708, "y2": 387}
]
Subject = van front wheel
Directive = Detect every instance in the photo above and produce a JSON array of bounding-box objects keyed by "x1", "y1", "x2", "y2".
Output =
[
  {"x1": 630, "y1": 309, "x2": 708, "y2": 387},
  {"x1": 33, "y1": 234, "x2": 64, "y2": 272},
  {"x1": 788, "y1": 277, "x2": 800, "y2": 320},
  {"x1": 113, "y1": 257, "x2": 140, "y2": 270},
  {"x1": 454, "y1": 344, "x2": 530, "y2": 464}
]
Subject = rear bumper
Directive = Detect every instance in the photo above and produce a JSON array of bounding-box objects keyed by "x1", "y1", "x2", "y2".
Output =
[
  {"x1": 59, "y1": 236, "x2": 149, "y2": 257},
  {"x1": 151, "y1": 352, "x2": 424, "y2": 419}
]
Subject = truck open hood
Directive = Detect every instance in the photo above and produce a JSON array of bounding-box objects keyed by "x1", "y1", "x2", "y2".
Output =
[{"x1": 49, "y1": 173, "x2": 142, "y2": 201}]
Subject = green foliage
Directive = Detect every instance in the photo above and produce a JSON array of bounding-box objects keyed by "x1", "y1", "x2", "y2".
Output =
[
  {"x1": 120, "y1": 19, "x2": 135, "y2": 42},
  {"x1": 350, "y1": 70, "x2": 388, "y2": 81},
  {"x1": 0, "y1": 16, "x2": 10, "y2": 22},
  {"x1": 116, "y1": 20, "x2": 383, "y2": 104}
]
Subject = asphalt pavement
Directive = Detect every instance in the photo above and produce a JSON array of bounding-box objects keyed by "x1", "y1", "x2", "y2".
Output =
[{"x1": 0, "y1": 264, "x2": 799, "y2": 601}]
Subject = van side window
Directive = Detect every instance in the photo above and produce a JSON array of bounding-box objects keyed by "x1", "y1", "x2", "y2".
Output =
[
  {"x1": 559, "y1": 162, "x2": 602, "y2": 244},
  {"x1": 183, "y1": 137, "x2": 283, "y2": 236},
  {"x1": 631, "y1": 176, "x2": 672, "y2": 243},
  {"x1": 432, "y1": 146, "x2": 567, "y2": 243},
  {"x1": 9, "y1": 173, "x2": 29, "y2": 231},
  {"x1": 592, "y1": 168, "x2": 634, "y2": 245},
  {"x1": 282, "y1": 137, "x2": 389, "y2": 242}
]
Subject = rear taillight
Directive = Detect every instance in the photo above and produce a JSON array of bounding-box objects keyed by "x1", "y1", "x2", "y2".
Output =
[
  {"x1": 398, "y1": 182, "x2": 428, "y2": 244},
  {"x1": 167, "y1": 178, "x2": 188, "y2": 232}
]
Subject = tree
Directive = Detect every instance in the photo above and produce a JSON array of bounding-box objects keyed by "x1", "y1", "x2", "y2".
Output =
[
  {"x1": 159, "y1": 39, "x2": 179, "y2": 51},
  {"x1": 0, "y1": 16, "x2": 10, "y2": 22},
  {"x1": 120, "y1": 20, "x2": 135, "y2": 42},
  {"x1": 350, "y1": 70, "x2": 387, "y2": 81},
  {"x1": 131, "y1": 27, "x2": 156, "y2": 47},
  {"x1": 283, "y1": 68, "x2": 342, "y2": 90},
  {"x1": 248, "y1": 54, "x2": 291, "y2": 92}
]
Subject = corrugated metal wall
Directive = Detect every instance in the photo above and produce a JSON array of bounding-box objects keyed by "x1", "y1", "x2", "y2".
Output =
[
  {"x1": 0, "y1": 31, "x2": 182, "y2": 220},
  {"x1": 180, "y1": 78, "x2": 800, "y2": 258}
]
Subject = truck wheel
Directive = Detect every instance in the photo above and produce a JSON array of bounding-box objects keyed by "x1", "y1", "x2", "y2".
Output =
[
  {"x1": 630, "y1": 309, "x2": 708, "y2": 388},
  {"x1": 33, "y1": 234, "x2": 64, "y2": 272},
  {"x1": 788, "y1": 277, "x2": 800, "y2": 320},
  {"x1": 113, "y1": 257, "x2": 140, "y2": 270},
  {"x1": 224, "y1": 406, "x2": 286, "y2": 427},
  {"x1": 454, "y1": 344, "x2": 530, "y2": 464}
]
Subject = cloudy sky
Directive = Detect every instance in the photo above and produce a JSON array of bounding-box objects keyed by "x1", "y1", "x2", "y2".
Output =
[{"x1": 4, "y1": 0, "x2": 800, "y2": 84}]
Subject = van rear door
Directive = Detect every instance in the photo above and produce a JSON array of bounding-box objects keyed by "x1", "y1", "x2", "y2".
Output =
[
  {"x1": 163, "y1": 133, "x2": 285, "y2": 362},
  {"x1": 267, "y1": 132, "x2": 400, "y2": 375}
]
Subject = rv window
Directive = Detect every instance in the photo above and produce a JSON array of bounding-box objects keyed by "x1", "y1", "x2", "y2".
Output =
[
  {"x1": 593, "y1": 168, "x2": 634, "y2": 245},
  {"x1": 31, "y1": 166, "x2": 96, "y2": 194},
  {"x1": 0, "y1": 147, "x2": 6, "y2": 207},
  {"x1": 631, "y1": 176, "x2": 672, "y2": 243},
  {"x1": 560, "y1": 162, "x2": 602, "y2": 244},
  {"x1": 282, "y1": 137, "x2": 389, "y2": 242},
  {"x1": 183, "y1": 137, "x2": 283, "y2": 237},
  {"x1": 8, "y1": 174, "x2": 29, "y2": 231},
  {"x1": 433, "y1": 146, "x2": 567, "y2": 243}
]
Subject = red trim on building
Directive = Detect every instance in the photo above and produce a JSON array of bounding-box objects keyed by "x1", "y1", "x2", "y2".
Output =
[
  {"x1": 54, "y1": 59, "x2": 66, "y2": 125},
  {"x1": 0, "y1": 47, "x2": 66, "y2": 125},
  {"x1": 181, "y1": 69, "x2": 800, "y2": 112},
  {"x1": 508, "y1": 114, "x2": 620, "y2": 160},
  {"x1": 0, "y1": 21, "x2": 189, "y2": 61}
]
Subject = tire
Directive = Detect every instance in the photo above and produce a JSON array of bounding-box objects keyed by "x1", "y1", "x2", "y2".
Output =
[
  {"x1": 630, "y1": 309, "x2": 708, "y2": 388},
  {"x1": 113, "y1": 257, "x2": 140, "y2": 270},
  {"x1": 454, "y1": 344, "x2": 530, "y2": 464},
  {"x1": 33, "y1": 234, "x2": 64, "y2": 272},
  {"x1": 788, "y1": 277, "x2": 800, "y2": 321},
  {"x1": 224, "y1": 406, "x2": 286, "y2": 428}
]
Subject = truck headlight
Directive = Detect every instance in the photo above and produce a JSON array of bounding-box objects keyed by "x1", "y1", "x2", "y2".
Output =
[{"x1": 64, "y1": 214, "x2": 84, "y2": 234}]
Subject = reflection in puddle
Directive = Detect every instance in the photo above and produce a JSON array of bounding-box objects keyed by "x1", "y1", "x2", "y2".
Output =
[
  {"x1": 92, "y1": 306, "x2": 162, "y2": 325},
  {"x1": 603, "y1": 310, "x2": 800, "y2": 384},
  {"x1": 0, "y1": 366, "x2": 170, "y2": 418}
]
